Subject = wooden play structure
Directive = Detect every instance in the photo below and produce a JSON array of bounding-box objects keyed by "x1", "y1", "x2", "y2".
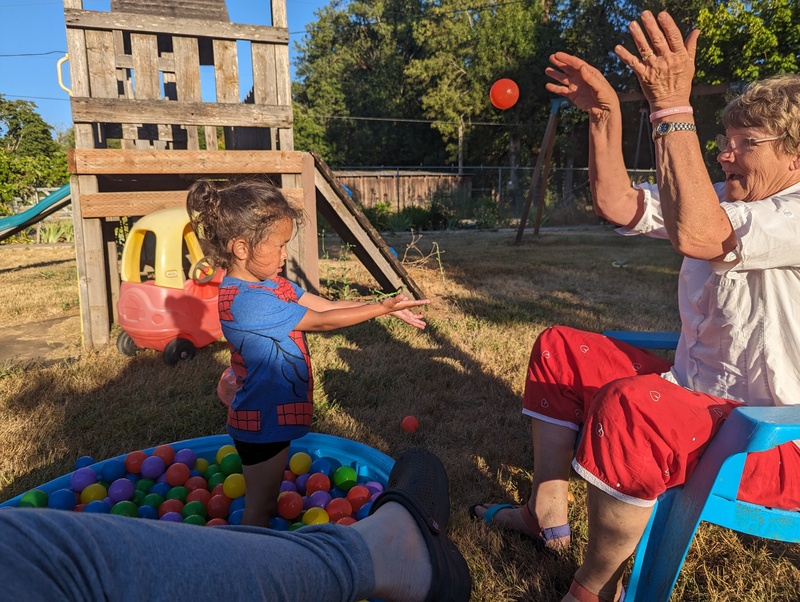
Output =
[{"x1": 61, "y1": 0, "x2": 422, "y2": 350}]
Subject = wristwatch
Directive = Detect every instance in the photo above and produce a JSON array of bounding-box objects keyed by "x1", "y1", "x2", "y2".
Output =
[{"x1": 652, "y1": 121, "x2": 697, "y2": 140}]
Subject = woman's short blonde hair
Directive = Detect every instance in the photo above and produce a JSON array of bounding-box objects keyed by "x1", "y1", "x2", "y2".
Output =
[{"x1": 722, "y1": 74, "x2": 800, "y2": 156}]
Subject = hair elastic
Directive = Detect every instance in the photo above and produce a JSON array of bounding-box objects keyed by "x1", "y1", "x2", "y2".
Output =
[{"x1": 649, "y1": 106, "x2": 693, "y2": 123}]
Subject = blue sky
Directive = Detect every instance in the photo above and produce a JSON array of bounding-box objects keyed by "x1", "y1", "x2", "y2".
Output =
[{"x1": 0, "y1": 0, "x2": 329, "y2": 132}]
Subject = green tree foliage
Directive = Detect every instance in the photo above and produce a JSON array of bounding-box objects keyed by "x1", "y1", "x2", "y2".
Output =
[{"x1": 0, "y1": 95, "x2": 69, "y2": 212}]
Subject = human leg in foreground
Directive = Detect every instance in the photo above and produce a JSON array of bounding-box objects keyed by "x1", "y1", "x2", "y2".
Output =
[{"x1": 0, "y1": 448, "x2": 470, "y2": 602}]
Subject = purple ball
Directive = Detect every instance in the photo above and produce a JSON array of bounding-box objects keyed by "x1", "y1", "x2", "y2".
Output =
[
  {"x1": 173, "y1": 449, "x2": 197, "y2": 469},
  {"x1": 364, "y1": 481, "x2": 384, "y2": 495},
  {"x1": 294, "y1": 473, "x2": 310, "y2": 495},
  {"x1": 108, "y1": 478, "x2": 135, "y2": 503},
  {"x1": 308, "y1": 490, "x2": 332, "y2": 509},
  {"x1": 140, "y1": 456, "x2": 166, "y2": 479},
  {"x1": 160, "y1": 511, "x2": 183, "y2": 523},
  {"x1": 370, "y1": 491, "x2": 382, "y2": 503},
  {"x1": 280, "y1": 480, "x2": 298, "y2": 493},
  {"x1": 70, "y1": 467, "x2": 97, "y2": 492}
]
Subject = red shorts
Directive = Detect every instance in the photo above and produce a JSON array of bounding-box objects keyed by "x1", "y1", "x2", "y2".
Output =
[{"x1": 523, "y1": 326, "x2": 800, "y2": 510}]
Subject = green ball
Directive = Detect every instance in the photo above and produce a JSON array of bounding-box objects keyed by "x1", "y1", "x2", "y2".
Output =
[
  {"x1": 132, "y1": 490, "x2": 146, "y2": 505},
  {"x1": 220, "y1": 453, "x2": 243, "y2": 476},
  {"x1": 135, "y1": 478, "x2": 155, "y2": 493},
  {"x1": 203, "y1": 464, "x2": 222, "y2": 480},
  {"x1": 207, "y1": 471, "x2": 226, "y2": 489},
  {"x1": 110, "y1": 501, "x2": 138, "y2": 517},
  {"x1": 288, "y1": 522, "x2": 306, "y2": 531},
  {"x1": 183, "y1": 514, "x2": 206, "y2": 526},
  {"x1": 142, "y1": 493, "x2": 165, "y2": 508},
  {"x1": 19, "y1": 489, "x2": 48, "y2": 508},
  {"x1": 166, "y1": 486, "x2": 188, "y2": 503},
  {"x1": 182, "y1": 500, "x2": 207, "y2": 519},
  {"x1": 333, "y1": 466, "x2": 357, "y2": 491}
]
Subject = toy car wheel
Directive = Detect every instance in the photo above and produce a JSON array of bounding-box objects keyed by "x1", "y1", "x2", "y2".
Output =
[
  {"x1": 191, "y1": 257, "x2": 218, "y2": 284},
  {"x1": 116, "y1": 332, "x2": 140, "y2": 357},
  {"x1": 163, "y1": 338, "x2": 196, "y2": 366}
]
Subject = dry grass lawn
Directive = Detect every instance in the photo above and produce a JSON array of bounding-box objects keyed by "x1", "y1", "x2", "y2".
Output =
[{"x1": 1, "y1": 229, "x2": 798, "y2": 601}]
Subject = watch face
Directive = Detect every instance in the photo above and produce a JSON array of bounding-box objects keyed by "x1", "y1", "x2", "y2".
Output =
[{"x1": 656, "y1": 122, "x2": 672, "y2": 136}]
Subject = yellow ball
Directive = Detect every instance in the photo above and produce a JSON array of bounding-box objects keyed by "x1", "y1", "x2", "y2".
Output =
[
  {"x1": 216, "y1": 444, "x2": 238, "y2": 465},
  {"x1": 80, "y1": 482, "x2": 108, "y2": 505},
  {"x1": 302, "y1": 507, "x2": 330, "y2": 525},
  {"x1": 222, "y1": 473, "x2": 246, "y2": 499},
  {"x1": 194, "y1": 457, "x2": 210, "y2": 474},
  {"x1": 289, "y1": 452, "x2": 312, "y2": 476}
]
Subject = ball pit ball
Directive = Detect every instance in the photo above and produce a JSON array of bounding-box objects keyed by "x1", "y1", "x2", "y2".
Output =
[
  {"x1": 135, "y1": 478, "x2": 156, "y2": 494},
  {"x1": 207, "y1": 518, "x2": 228, "y2": 527},
  {"x1": 215, "y1": 445, "x2": 237, "y2": 465},
  {"x1": 183, "y1": 514, "x2": 206, "y2": 526},
  {"x1": 219, "y1": 452, "x2": 243, "y2": 476},
  {"x1": 48, "y1": 488, "x2": 77, "y2": 511},
  {"x1": 108, "y1": 478, "x2": 135, "y2": 503},
  {"x1": 19, "y1": 489, "x2": 48, "y2": 508},
  {"x1": 333, "y1": 466, "x2": 357, "y2": 491},
  {"x1": 289, "y1": 452, "x2": 312, "y2": 476},
  {"x1": 401, "y1": 415, "x2": 419, "y2": 433},
  {"x1": 229, "y1": 496, "x2": 246, "y2": 514},
  {"x1": 100, "y1": 459, "x2": 127, "y2": 483},
  {"x1": 80, "y1": 483, "x2": 108, "y2": 505},
  {"x1": 160, "y1": 511, "x2": 183, "y2": 523},
  {"x1": 111, "y1": 501, "x2": 139, "y2": 518},
  {"x1": 364, "y1": 481, "x2": 384, "y2": 495},
  {"x1": 310, "y1": 458, "x2": 332, "y2": 477},
  {"x1": 124, "y1": 450, "x2": 148, "y2": 474},
  {"x1": 269, "y1": 516, "x2": 290, "y2": 531},
  {"x1": 186, "y1": 488, "x2": 212, "y2": 506},
  {"x1": 222, "y1": 473, "x2": 246, "y2": 499},
  {"x1": 132, "y1": 490, "x2": 146, "y2": 506},
  {"x1": 211, "y1": 483, "x2": 226, "y2": 498},
  {"x1": 204, "y1": 464, "x2": 222, "y2": 480},
  {"x1": 228, "y1": 509, "x2": 244, "y2": 525},
  {"x1": 280, "y1": 480, "x2": 298, "y2": 493},
  {"x1": 70, "y1": 467, "x2": 97, "y2": 493},
  {"x1": 194, "y1": 457, "x2": 210, "y2": 474},
  {"x1": 283, "y1": 470, "x2": 296, "y2": 483},
  {"x1": 84, "y1": 500, "x2": 111, "y2": 514},
  {"x1": 207, "y1": 471, "x2": 227, "y2": 490},
  {"x1": 277, "y1": 491, "x2": 304, "y2": 520},
  {"x1": 152, "y1": 445, "x2": 176, "y2": 466},
  {"x1": 159, "y1": 499, "x2": 184, "y2": 518},
  {"x1": 150, "y1": 482, "x2": 171, "y2": 498},
  {"x1": 166, "y1": 462, "x2": 191, "y2": 487},
  {"x1": 174, "y1": 448, "x2": 197, "y2": 469},
  {"x1": 207, "y1": 494, "x2": 233, "y2": 520},
  {"x1": 336, "y1": 516, "x2": 357, "y2": 526},
  {"x1": 184, "y1": 475, "x2": 208, "y2": 492},
  {"x1": 294, "y1": 473, "x2": 310, "y2": 495},
  {"x1": 305, "y1": 472, "x2": 330, "y2": 495},
  {"x1": 302, "y1": 507, "x2": 330, "y2": 525},
  {"x1": 357, "y1": 501, "x2": 373, "y2": 521},
  {"x1": 182, "y1": 500, "x2": 208, "y2": 519},
  {"x1": 75, "y1": 455, "x2": 95, "y2": 470},
  {"x1": 142, "y1": 493, "x2": 165, "y2": 508},
  {"x1": 308, "y1": 490, "x2": 332, "y2": 510},
  {"x1": 138, "y1": 505, "x2": 159, "y2": 520},
  {"x1": 346, "y1": 485, "x2": 371, "y2": 512},
  {"x1": 326, "y1": 498, "x2": 353, "y2": 522},
  {"x1": 140, "y1": 456, "x2": 166, "y2": 480},
  {"x1": 489, "y1": 78, "x2": 520, "y2": 110},
  {"x1": 166, "y1": 486, "x2": 189, "y2": 503}
]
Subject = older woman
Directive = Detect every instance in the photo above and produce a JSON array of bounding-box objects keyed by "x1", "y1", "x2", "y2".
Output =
[{"x1": 472, "y1": 10, "x2": 800, "y2": 602}]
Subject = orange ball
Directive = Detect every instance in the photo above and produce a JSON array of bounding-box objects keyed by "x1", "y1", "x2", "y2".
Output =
[
  {"x1": 124, "y1": 450, "x2": 148, "y2": 474},
  {"x1": 166, "y1": 462, "x2": 191, "y2": 487},
  {"x1": 152, "y1": 445, "x2": 176, "y2": 466},
  {"x1": 326, "y1": 497, "x2": 353, "y2": 522},
  {"x1": 490, "y1": 78, "x2": 520, "y2": 110},
  {"x1": 401, "y1": 415, "x2": 419, "y2": 433},
  {"x1": 305, "y1": 473, "x2": 331, "y2": 495},
  {"x1": 346, "y1": 485, "x2": 371, "y2": 512},
  {"x1": 277, "y1": 491, "x2": 304, "y2": 520}
]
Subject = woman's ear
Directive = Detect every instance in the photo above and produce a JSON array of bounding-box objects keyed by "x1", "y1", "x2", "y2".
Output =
[{"x1": 230, "y1": 238, "x2": 250, "y2": 261}]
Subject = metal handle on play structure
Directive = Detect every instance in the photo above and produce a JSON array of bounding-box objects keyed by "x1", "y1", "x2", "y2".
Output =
[{"x1": 57, "y1": 54, "x2": 72, "y2": 96}]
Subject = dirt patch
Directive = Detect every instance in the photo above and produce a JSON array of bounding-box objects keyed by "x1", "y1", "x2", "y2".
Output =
[{"x1": 0, "y1": 314, "x2": 82, "y2": 366}]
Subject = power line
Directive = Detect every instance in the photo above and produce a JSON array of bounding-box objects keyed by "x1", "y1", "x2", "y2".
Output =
[
  {"x1": 302, "y1": 113, "x2": 510, "y2": 127},
  {"x1": 3, "y1": 94, "x2": 69, "y2": 102},
  {"x1": 0, "y1": 50, "x2": 65, "y2": 57}
]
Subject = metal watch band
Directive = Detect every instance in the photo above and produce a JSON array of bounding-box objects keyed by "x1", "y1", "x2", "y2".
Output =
[{"x1": 652, "y1": 121, "x2": 697, "y2": 140}]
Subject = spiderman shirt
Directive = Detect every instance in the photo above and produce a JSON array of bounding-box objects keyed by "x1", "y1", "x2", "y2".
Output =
[{"x1": 218, "y1": 276, "x2": 313, "y2": 444}]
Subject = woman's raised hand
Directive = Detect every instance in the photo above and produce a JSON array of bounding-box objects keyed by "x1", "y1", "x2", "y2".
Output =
[
  {"x1": 614, "y1": 10, "x2": 700, "y2": 111},
  {"x1": 545, "y1": 52, "x2": 619, "y2": 123}
]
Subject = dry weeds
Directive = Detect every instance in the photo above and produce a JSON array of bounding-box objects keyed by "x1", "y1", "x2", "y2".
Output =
[{"x1": 1, "y1": 229, "x2": 798, "y2": 601}]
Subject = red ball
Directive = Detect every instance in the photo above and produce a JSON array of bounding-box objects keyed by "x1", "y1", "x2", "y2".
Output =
[
  {"x1": 166, "y1": 463, "x2": 191, "y2": 487},
  {"x1": 158, "y1": 498, "x2": 184, "y2": 518},
  {"x1": 186, "y1": 488, "x2": 212, "y2": 506},
  {"x1": 306, "y1": 473, "x2": 331, "y2": 495},
  {"x1": 185, "y1": 475, "x2": 208, "y2": 492},
  {"x1": 152, "y1": 445, "x2": 176, "y2": 466},
  {"x1": 401, "y1": 415, "x2": 419, "y2": 433},
  {"x1": 490, "y1": 78, "x2": 520, "y2": 110},
  {"x1": 124, "y1": 450, "x2": 148, "y2": 474},
  {"x1": 283, "y1": 470, "x2": 297, "y2": 483},
  {"x1": 277, "y1": 491, "x2": 304, "y2": 520},
  {"x1": 346, "y1": 485, "x2": 371, "y2": 512},
  {"x1": 207, "y1": 494, "x2": 233, "y2": 519},
  {"x1": 336, "y1": 516, "x2": 357, "y2": 526},
  {"x1": 326, "y1": 498, "x2": 353, "y2": 522},
  {"x1": 206, "y1": 518, "x2": 228, "y2": 527},
  {"x1": 211, "y1": 484, "x2": 226, "y2": 498}
]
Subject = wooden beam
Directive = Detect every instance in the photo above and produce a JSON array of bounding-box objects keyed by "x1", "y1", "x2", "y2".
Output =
[
  {"x1": 64, "y1": 9, "x2": 289, "y2": 44},
  {"x1": 70, "y1": 97, "x2": 293, "y2": 128},
  {"x1": 68, "y1": 149, "x2": 306, "y2": 175},
  {"x1": 79, "y1": 188, "x2": 305, "y2": 218}
]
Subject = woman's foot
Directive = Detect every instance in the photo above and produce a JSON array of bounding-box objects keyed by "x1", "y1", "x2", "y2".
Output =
[{"x1": 470, "y1": 503, "x2": 571, "y2": 550}]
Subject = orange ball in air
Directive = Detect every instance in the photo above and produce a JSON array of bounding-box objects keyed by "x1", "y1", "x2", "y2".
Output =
[{"x1": 490, "y1": 78, "x2": 520, "y2": 110}]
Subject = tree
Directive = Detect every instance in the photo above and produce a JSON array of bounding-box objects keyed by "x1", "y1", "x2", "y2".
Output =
[{"x1": 0, "y1": 95, "x2": 68, "y2": 212}]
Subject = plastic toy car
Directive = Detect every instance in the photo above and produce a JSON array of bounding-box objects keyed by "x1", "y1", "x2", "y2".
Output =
[{"x1": 116, "y1": 206, "x2": 223, "y2": 365}]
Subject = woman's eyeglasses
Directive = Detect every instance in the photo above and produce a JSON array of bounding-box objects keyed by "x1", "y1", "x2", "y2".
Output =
[{"x1": 716, "y1": 134, "x2": 783, "y2": 154}]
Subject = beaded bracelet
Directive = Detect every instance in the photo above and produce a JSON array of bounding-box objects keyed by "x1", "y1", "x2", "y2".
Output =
[{"x1": 649, "y1": 106, "x2": 693, "y2": 123}]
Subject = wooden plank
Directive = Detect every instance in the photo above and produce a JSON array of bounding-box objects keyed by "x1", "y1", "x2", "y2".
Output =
[
  {"x1": 69, "y1": 149, "x2": 306, "y2": 175},
  {"x1": 213, "y1": 40, "x2": 239, "y2": 102},
  {"x1": 65, "y1": 9, "x2": 289, "y2": 44},
  {"x1": 312, "y1": 152, "x2": 424, "y2": 299},
  {"x1": 131, "y1": 33, "x2": 161, "y2": 100},
  {"x1": 300, "y1": 152, "x2": 320, "y2": 293},
  {"x1": 111, "y1": 0, "x2": 229, "y2": 21},
  {"x1": 173, "y1": 36, "x2": 201, "y2": 150},
  {"x1": 80, "y1": 187, "x2": 306, "y2": 218},
  {"x1": 112, "y1": 29, "x2": 137, "y2": 149},
  {"x1": 85, "y1": 29, "x2": 117, "y2": 99},
  {"x1": 71, "y1": 97, "x2": 293, "y2": 128},
  {"x1": 114, "y1": 54, "x2": 174, "y2": 73}
]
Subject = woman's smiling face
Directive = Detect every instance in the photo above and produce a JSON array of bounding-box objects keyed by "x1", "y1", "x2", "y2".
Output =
[{"x1": 717, "y1": 127, "x2": 799, "y2": 202}]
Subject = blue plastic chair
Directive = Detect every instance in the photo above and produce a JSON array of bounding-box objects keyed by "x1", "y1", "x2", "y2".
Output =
[{"x1": 603, "y1": 330, "x2": 800, "y2": 602}]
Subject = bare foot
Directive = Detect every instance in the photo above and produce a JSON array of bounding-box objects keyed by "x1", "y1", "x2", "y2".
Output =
[{"x1": 472, "y1": 503, "x2": 570, "y2": 550}]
